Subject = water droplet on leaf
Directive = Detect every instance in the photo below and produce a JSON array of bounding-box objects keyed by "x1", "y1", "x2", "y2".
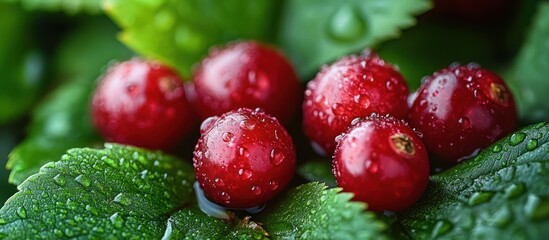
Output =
[
  {"x1": 328, "y1": 5, "x2": 366, "y2": 42},
  {"x1": 468, "y1": 191, "x2": 494, "y2": 206},
  {"x1": 509, "y1": 132, "x2": 526, "y2": 146}
]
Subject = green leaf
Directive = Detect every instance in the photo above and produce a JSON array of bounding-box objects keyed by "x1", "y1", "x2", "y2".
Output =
[
  {"x1": 297, "y1": 159, "x2": 337, "y2": 187},
  {"x1": 7, "y1": 18, "x2": 133, "y2": 185},
  {"x1": 6, "y1": 0, "x2": 102, "y2": 14},
  {"x1": 259, "y1": 182, "x2": 388, "y2": 239},
  {"x1": 508, "y1": 2, "x2": 549, "y2": 124},
  {"x1": 398, "y1": 122, "x2": 549, "y2": 239},
  {"x1": 278, "y1": 0, "x2": 432, "y2": 79},
  {"x1": 104, "y1": 0, "x2": 278, "y2": 78},
  {"x1": 0, "y1": 3, "x2": 45, "y2": 124},
  {"x1": 0, "y1": 144, "x2": 196, "y2": 238},
  {"x1": 167, "y1": 208, "x2": 269, "y2": 239}
]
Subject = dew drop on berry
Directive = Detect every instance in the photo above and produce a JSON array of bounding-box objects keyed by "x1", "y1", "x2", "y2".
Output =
[
  {"x1": 353, "y1": 94, "x2": 370, "y2": 108},
  {"x1": 270, "y1": 148, "x2": 285, "y2": 166},
  {"x1": 332, "y1": 103, "x2": 346, "y2": 114},
  {"x1": 458, "y1": 117, "x2": 472, "y2": 129},
  {"x1": 221, "y1": 132, "x2": 234, "y2": 143},
  {"x1": 239, "y1": 119, "x2": 256, "y2": 130},
  {"x1": 314, "y1": 95, "x2": 325, "y2": 103},
  {"x1": 238, "y1": 168, "x2": 253, "y2": 179},
  {"x1": 219, "y1": 191, "x2": 231, "y2": 201},
  {"x1": 351, "y1": 118, "x2": 361, "y2": 126},
  {"x1": 214, "y1": 178, "x2": 225, "y2": 187},
  {"x1": 366, "y1": 161, "x2": 379, "y2": 174},
  {"x1": 252, "y1": 186, "x2": 262, "y2": 195},
  {"x1": 200, "y1": 116, "x2": 218, "y2": 134},
  {"x1": 269, "y1": 180, "x2": 279, "y2": 190},
  {"x1": 238, "y1": 146, "x2": 249, "y2": 157},
  {"x1": 385, "y1": 80, "x2": 394, "y2": 90}
]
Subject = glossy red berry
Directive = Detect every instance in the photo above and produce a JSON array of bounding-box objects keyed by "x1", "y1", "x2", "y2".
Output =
[
  {"x1": 91, "y1": 58, "x2": 195, "y2": 151},
  {"x1": 303, "y1": 50, "x2": 409, "y2": 155},
  {"x1": 193, "y1": 108, "x2": 296, "y2": 208},
  {"x1": 407, "y1": 63, "x2": 517, "y2": 167},
  {"x1": 187, "y1": 41, "x2": 301, "y2": 124},
  {"x1": 333, "y1": 114, "x2": 430, "y2": 212}
]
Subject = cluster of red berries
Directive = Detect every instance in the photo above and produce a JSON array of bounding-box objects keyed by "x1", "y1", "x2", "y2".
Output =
[{"x1": 91, "y1": 40, "x2": 517, "y2": 213}]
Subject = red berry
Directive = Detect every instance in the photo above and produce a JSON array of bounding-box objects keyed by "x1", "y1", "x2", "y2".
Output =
[
  {"x1": 333, "y1": 114, "x2": 430, "y2": 212},
  {"x1": 407, "y1": 64, "x2": 517, "y2": 167},
  {"x1": 91, "y1": 58, "x2": 195, "y2": 151},
  {"x1": 303, "y1": 50, "x2": 409, "y2": 155},
  {"x1": 187, "y1": 41, "x2": 301, "y2": 124},
  {"x1": 193, "y1": 108, "x2": 296, "y2": 208}
]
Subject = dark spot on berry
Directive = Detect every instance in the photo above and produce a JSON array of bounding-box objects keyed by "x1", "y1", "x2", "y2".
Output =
[
  {"x1": 490, "y1": 82, "x2": 509, "y2": 105},
  {"x1": 391, "y1": 134, "x2": 415, "y2": 156}
]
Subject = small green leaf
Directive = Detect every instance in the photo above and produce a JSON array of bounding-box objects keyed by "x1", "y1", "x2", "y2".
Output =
[
  {"x1": 297, "y1": 159, "x2": 337, "y2": 187},
  {"x1": 104, "y1": 0, "x2": 278, "y2": 78},
  {"x1": 7, "y1": 19, "x2": 132, "y2": 185},
  {"x1": 508, "y1": 2, "x2": 549, "y2": 124},
  {"x1": 278, "y1": 0, "x2": 431, "y2": 79},
  {"x1": 0, "y1": 144, "x2": 196, "y2": 238},
  {"x1": 7, "y1": 0, "x2": 102, "y2": 14},
  {"x1": 259, "y1": 182, "x2": 388, "y2": 239},
  {"x1": 398, "y1": 122, "x2": 549, "y2": 239},
  {"x1": 166, "y1": 209, "x2": 269, "y2": 239}
]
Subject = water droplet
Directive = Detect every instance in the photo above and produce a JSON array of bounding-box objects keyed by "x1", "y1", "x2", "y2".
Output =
[
  {"x1": 113, "y1": 193, "x2": 131, "y2": 207},
  {"x1": 270, "y1": 148, "x2": 285, "y2": 166},
  {"x1": 527, "y1": 139, "x2": 538, "y2": 151},
  {"x1": 431, "y1": 220, "x2": 453, "y2": 237},
  {"x1": 366, "y1": 161, "x2": 379, "y2": 174},
  {"x1": 209, "y1": 179, "x2": 222, "y2": 189},
  {"x1": 110, "y1": 212, "x2": 124, "y2": 228},
  {"x1": 66, "y1": 199, "x2": 78, "y2": 210},
  {"x1": 53, "y1": 174, "x2": 66, "y2": 187},
  {"x1": 524, "y1": 194, "x2": 549, "y2": 220},
  {"x1": 221, "y1": 132, "x2": 234, "y2": 143},
  {"x1": 75, "y1": 175, "x2": 91, "y2": 188},
  {"x1": 200, "y1": 116, "x2": 218, "y2": 133},
  {"x1": 238, "y1": 147, "x2": 249, "y2": 157},
  {"x1": 468, "y1": 191, "x2": 494, "y2": 206},
  {"x1": 509, "y1": 132, "x2": 526, "y2": 146},
  {"x1": 269, "y1": 180, "x2": 279, "y2": 190},
  {"x1": 504, "y1": 182, "x2": 525, "y2": 199},
  {"x1": 252, "y1": 186, "x2": 262, "y2": 195},
  {"x1": 328, "y1": 5, "x2": 366, "y2": 42},
  {"x1": 385, "y1": 80, "x2": 394, "y2": 90},
  {"x1": 332, "y1": 103, "x2": 346, "y2": 114},
  {"x1": 16, "y1": 207, "x2": 27, "y2": 219},
  {"x1": 353, "y1": 94, "x2": 370, "y2": 107},
  {"x1": 458, "y1": 117, "x2": 471, "y2": 129},
  {"x1": 0, "y1": 218, "x2": 7, "y2": 225},
  {"x1": 238, "y1": 168, "x2": 253, "y2": 179},
  {"x1": 492, "y1": 144, "x2": 502, "y2": 153},
  {"x1": 489, "y1": 206, "x2": 512, "y2": 227},
  {"x1": 239, "y1": 119, "x2": 256, "y2": 130},
  {"x1": 102, "y1": 156, "x2": 118, "y2": 168},
  {"x1": 219, "y1": 191, "x2": 231, "y2": 201},
  {"x1": 86, "y1": 205, "x2": 99, "y2": 216}
]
